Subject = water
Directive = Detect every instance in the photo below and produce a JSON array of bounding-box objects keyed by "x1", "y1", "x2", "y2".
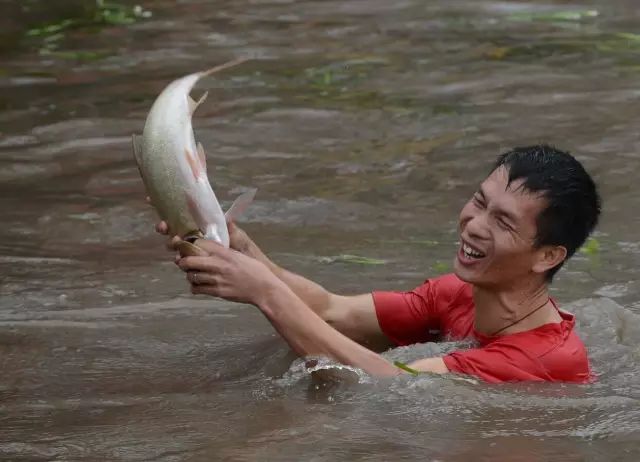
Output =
[{"x1": 1, "y1": 0, "x2": 639, "y2": 460}]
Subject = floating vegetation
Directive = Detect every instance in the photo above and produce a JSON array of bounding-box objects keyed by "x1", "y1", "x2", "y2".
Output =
[
  {"x1": 507, "y1": 9, "x2": 599, "y2": 23},
  {"x1": 580, "y1": 237, "x2": 601, "y2": 255},
  {"x1": 374, "y1": 238, "x2": 440, "y2": 247},
  {"x1": 39, "y1": 49, "x2": 113, "y2": 61},
  {"x1": 484, "y1": 32, "x2": 640, "y2": 62},
  {"x1": 317, "y1": 254, "x2": 387, "y2": 265},
  {"x1": 393, "y1": 361, "x2": 421, "y2": 376},
  {"x1": 431, "y1": 261, "x2": 450, "y2": 274},
  {"x1": 276, "y1": 57, "x2": 423, "y2": 112},
  {"x1": 25, "y1": 1, "x2": 151, "y2": 59}
]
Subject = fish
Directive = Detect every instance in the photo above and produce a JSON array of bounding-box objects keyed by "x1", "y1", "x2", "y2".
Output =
[{"x1": 132, "y1": 58, "x2": 255, "y2": 256}]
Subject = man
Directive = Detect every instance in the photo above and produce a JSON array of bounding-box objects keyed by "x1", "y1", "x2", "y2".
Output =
[{"x1": 160, "y1": 145, "x2": 601, "y2": 383}]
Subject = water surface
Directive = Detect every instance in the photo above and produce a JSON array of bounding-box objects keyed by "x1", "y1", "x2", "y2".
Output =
[{"x1": 1, "y1": 1, "x2": 639, "y2": 460}]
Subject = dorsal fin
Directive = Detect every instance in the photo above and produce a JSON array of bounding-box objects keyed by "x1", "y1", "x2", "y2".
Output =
[{"x1": 188, "y1": 92, "x2": 209, "y2": 115}]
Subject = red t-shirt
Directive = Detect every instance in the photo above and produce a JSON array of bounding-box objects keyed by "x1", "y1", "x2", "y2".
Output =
[{"x1": 373, "y1": 274, "x2": 591, "y2": 383}]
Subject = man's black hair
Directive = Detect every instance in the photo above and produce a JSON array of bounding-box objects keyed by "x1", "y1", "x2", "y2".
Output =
[{"x1": 493, "y1": 144, "x2": 601, "y2": 281}]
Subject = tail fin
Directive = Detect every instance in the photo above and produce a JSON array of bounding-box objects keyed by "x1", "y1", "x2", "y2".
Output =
[{"x1": 200, "y1": 57, "x2": 250, "y2": 79}]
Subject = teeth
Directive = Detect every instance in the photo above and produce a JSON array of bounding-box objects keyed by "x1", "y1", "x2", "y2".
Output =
[{"x1": 463, "y1": 243, "x2": 485, "y2": 258}]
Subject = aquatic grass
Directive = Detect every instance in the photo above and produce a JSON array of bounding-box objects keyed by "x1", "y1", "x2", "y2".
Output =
[
  {"x1": 431, "y1": 261, "x2": 450, "y2": 274},
  {"x1": 40, "y1": 49, "x2": 113, "y2": 61},
  {"x1": 25, "y1": 1, "x2": 151, "y2": 59},
  {"x1": 26, "y1": 2, "x2": 151, "y2": 38},
  {"x1": 318, "y1": 254, "x2": 387, "y2": 265},
  {"x1": 580, "y1": 237, "x2": 600, "y2": 255},
  {"x1": 484, "y1": 33, "x2": 640, "y2": 62},
  {"x1": 375, "y1": 238, "x2": 440, "y2": 247},
  {"x1": 506, "y1": 9, "x2": 599, "y2": 23},
  {"x1": 393, "y1": 361, "x2": 421, "y2": 376}
]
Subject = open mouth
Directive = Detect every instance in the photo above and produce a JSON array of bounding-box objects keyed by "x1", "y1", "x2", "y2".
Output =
[{"x1": 461, "y1": 241, "x2": 486, "y2": 260}]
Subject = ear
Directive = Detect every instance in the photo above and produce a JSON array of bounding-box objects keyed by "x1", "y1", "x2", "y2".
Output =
[{"x1": 532, "y1": 245, "x2": 567, "y2": 275}]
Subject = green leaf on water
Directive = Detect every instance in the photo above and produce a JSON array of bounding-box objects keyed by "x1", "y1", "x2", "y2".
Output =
[
  {"x1": 616, "y1": 32, "x2": 640, "y2": 43},
  {"x1": 507, "y1": 9, "x2": 599, "y2": 23},
  {"x1": 43, "y1": 49, "x2": 112, "y2": 61},
  {"x1": 27, "y1": 19, "x2": 79, "y2": 37},
  {"x1": 394, "y1": 361, "x2": 421, "y2": 376},
  {"x1": 375, "y1": 238, "x2": 440, "y2": 247},
  {"x1": 319, "y1": 254, "x2": 387, "y2": 265},
  {"x1": 580, "y1": 237, "x2": 600, "y2": 255},
  {"x1": 432, "y1": 261, "x2": 450, "y2": 273}
]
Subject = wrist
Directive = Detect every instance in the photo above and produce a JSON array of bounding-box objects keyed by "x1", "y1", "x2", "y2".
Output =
[{"x1": 252, "y1": 275, "x2": 289, "y2": 314}]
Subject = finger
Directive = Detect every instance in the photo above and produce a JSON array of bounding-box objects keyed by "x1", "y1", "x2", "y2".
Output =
[
  {"x1": 191, "y1": 284, "x2": 220, "y2": 297},
  {"x1": 178, "y1": 256, "x2": 223, "y2": 273},
  {"x1": 146, "y1": 196, "x2": 151, "y2": 204},
  {"x1": 155, "y1": 221, "x2": 169, "y2": 235},
  {"x1": 192, "y1": 238, "x2": 227, "y2": 256},
  {"x1": 187, "y1": 271, "x2": 217, "y2": 286},
  {"x1": 167, "y1": 235, "x2": 181, "y2": 251}
]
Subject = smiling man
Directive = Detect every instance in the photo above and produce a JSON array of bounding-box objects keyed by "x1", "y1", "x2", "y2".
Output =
[{"x1": 167, "y1": 145, "x2": 601, "y2": 383}]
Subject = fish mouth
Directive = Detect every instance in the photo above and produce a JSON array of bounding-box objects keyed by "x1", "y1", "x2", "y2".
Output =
[{"x1": 183, "y1": 231, "x2": 204, "y2": 243}]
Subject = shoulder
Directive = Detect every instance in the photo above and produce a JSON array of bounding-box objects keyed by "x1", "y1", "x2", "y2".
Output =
[
  {"x1": 413, "y1": 273, "x2": 471, "y2": 303},
  {"x1": 444, "y1": 312, "x2": 591, "y2": 383},
  {"x1": 533, "y1": 311, "x2": 592, "y2": 382}
]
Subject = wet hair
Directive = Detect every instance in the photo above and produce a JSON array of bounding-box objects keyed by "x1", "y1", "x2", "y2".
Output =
[{"x1": 493, "y1": 144, "x2": 601, "y2": 281}]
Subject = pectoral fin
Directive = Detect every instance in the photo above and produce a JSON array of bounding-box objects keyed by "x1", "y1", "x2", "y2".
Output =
[
  {"x1": 184, "y1": 148, "x2": 205, "y2": 180},
  {"x1": 188, "y1": 92, "x2": 209, "y2": 115},
  {"x1": 185, "y1": 189, "x2": 209, "y2": 235},
  {"x1": 225, "y1": 188, "x2": 257, "y2": 222},
  {"x1": 196, "y1": 142, "x2": 207, "y2": 173},
  {"x1": 132, "y1": 134, "x2": 144, "y2": 177},
  {"x1": 132, "y1": 134, "x2": 152, "y2": 201}
]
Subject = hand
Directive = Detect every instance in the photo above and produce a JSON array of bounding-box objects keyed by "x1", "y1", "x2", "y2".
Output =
[
  {"x1": 227, "y1": 220, "x2": 256, "y2": 255},
  {"x1": 149, "y1": 196, "x2": 260, "y2": 257},
  {"x1": 176, "y1": 238, "x2": 281, "y2": 305},
  {"x1": 147, "y1": 195, "x2": 177, "y2": 252}
]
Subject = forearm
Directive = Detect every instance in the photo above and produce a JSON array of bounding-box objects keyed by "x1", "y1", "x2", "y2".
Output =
[
  {"x1": 256, "y1": 281, "x2": 401, "y2": 377},
  {"x1": 245, "y1": 241, "x2": 333, "y2": 318}
]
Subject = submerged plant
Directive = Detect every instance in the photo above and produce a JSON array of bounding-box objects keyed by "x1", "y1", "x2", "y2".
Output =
[
  {"x1": 580, "y1": 237, "x2": 600, "y2": 255},
  {"x1": 507, "y1": 9, "x2": 599, "y2": 23},
  {"x1": 25, "y1": 1, "x2": 151, "y2": 59},
  {"x1": 318, "y1": 254, "x2": 387, "y2": 265},
  {"x1": 393, "y1": 361, "x2": 421, "y2": 376}
]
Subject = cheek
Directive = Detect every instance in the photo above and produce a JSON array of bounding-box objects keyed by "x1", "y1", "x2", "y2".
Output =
[
  {"x1": 459, "y1": 202, "x2": 474, "y2": 226},
  {"x1": 493, "y1": 233, "x2": 532, "y2": 261}
]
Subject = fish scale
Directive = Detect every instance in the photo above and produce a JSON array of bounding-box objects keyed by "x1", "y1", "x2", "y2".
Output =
[{"x1": 131, "y1": 58, "x2": 256, "y2": 255}]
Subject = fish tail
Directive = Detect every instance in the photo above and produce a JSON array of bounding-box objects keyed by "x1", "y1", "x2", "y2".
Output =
[{"x1": 200, "y1": 57, "x2": 250, "y2": 78}]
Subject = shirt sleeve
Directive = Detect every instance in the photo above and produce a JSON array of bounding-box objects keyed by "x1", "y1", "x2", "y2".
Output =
[
  {"x1": 372, "y1": 274, "x2": 460, "y2": 346},
  {"x1": 443, "y1": 343, "x2": 549, "y2": 383}
]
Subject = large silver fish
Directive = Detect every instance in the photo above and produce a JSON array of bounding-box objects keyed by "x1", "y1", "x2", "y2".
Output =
[{"x1": 132, "y1": 59, "x2": 255, "y2": 255}]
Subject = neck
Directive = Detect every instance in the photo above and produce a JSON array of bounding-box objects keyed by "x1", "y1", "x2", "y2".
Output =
[{"x1": 472, "y1": 278, "x2": 559, "y2": 336}]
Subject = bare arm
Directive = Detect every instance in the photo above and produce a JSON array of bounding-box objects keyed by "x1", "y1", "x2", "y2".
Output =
[
  {"x1": 225, "y1": 223, "x2": 391, "y2": 348},
  {"x1": 177, "y1": 242, "x2": 449, "y2": 377}
]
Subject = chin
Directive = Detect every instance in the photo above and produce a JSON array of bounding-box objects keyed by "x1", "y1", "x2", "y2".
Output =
[
  {"x1": 453, "y1": 260, "x2": 489, "y2": 287},
  {"x1": 453, "y1": 260, "x2": 474, "y2": 283}
]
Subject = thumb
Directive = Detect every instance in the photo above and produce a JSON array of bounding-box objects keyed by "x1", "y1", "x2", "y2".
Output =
[{"x1": 193, "y1": 238, "x2": 226, "y2": 255}]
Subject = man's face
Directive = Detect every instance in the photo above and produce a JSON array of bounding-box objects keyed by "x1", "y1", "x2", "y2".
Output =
[{"x1": 453, "y1": 166, "x2": 547, "y2": 288}]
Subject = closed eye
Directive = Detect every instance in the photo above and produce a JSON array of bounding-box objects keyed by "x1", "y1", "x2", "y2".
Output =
[
  {"x1": 497, "y1": 217, "x2": 514, "y2": 231},
  {"x1": 472, "y1": 195, "x2": 485, "y2": 208}
]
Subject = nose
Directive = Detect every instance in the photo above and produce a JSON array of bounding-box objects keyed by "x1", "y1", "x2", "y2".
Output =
[{"x1": 464, "y1": 211, "x2": 490, "y2": 241}]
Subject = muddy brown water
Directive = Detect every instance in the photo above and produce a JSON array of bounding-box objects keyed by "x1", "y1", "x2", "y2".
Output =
[{"x1": 1, "y1": 1, "x2": 639, "y2": 460}]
